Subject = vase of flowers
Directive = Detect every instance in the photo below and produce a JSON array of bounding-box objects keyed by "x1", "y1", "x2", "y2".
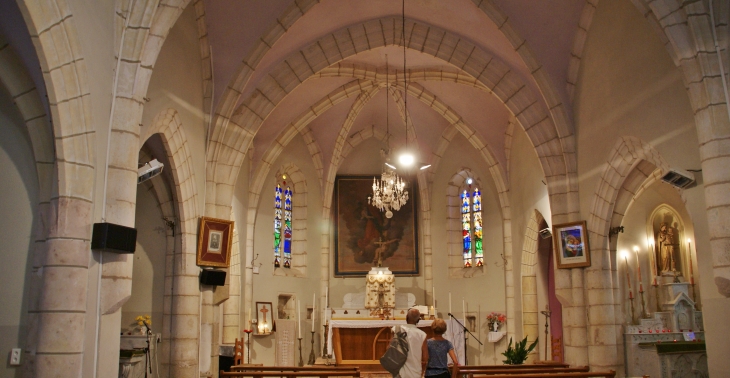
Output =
[
  {"x1": 135, "y1": 315, "x2": 151, "y2": 335},
  {"x1": 486, "y1": 312, "x2": 506, "y2": 332}
]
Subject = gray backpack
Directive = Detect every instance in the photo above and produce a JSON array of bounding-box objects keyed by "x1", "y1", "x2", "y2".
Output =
[{"x1": 379, "y1": 325, "x2": 410, "y2": 377}]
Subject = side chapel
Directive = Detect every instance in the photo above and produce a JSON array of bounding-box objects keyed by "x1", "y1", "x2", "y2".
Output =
[{"x1": 0, "y1": 0, "x2": 729, "y2": 377}]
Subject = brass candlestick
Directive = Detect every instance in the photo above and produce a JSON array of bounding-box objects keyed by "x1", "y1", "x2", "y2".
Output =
[
  {"x1": 639, "y1": 287, "x2": 649, "y2": 319},
  {"x1": 297, "y1": 337, "x2": 304, "y2": 367},
  {"x1": 308, "y1": 331, "x2": 316, "y2": 365},
  {"x1": 322, "y1": 323, "x2": 331, "y2": 363}
]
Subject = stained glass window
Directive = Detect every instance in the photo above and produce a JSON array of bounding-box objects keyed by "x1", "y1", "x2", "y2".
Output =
[
  {"x1": 461, "y1": 190, "x2": 472, "y2": 267},
  {"x1": 461, "y1": 185, "x2": 484, "y2": 268},
  {"x1": 473, "y1": 188, "x2": 483, "y2": 267},
  {"x1": 283, "y1": 186, "x2": 292, "y2": 268},
  {"x1": 274, "y1": 184, "x2": 282, "y2": 267}
]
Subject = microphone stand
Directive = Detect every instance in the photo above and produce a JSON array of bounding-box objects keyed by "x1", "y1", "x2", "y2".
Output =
[
  {"x1": 143, "y1": 321, "x2": 152, "y2": 377},
  {"x1": 448, "y1": 313, "x2": 482, "y2": 366}
]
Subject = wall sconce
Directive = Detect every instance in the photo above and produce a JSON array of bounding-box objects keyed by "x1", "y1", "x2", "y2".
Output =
[{"x1": 609, "y1": 226, "x2": 624, "y2": 237}]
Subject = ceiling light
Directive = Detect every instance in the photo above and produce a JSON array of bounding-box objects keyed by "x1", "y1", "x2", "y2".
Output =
[{"x1": 399, "y1": 153, "x2": 414, "y2": 166}]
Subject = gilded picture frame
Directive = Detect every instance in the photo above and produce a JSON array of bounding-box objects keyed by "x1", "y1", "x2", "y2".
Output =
[
  {"x1": 196, "y1": 216, "x2": 234, "y2": 268},
  {"x1": 553, "y1": 220, "x2": 591, "y2": 269},
  {"x1": 334, "y1": 175, "x2": 419, "y2": 276}
]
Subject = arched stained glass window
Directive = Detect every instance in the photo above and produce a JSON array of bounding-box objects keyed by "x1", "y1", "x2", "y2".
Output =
[
  {"x1": 274, "y1": 184, "x2": 283, "y2": 267},
  {"x1": 461, "y1": 190, "x2": 472, "y2": 267},
  {"x1": 274, "y1": 182, "x2": 292, "y2": 269},
  {"x1": 283, "y1": 187, "x2": 292, "y2": 268},
  {"x1": 461, "y1": 186, "x2": 483, "y2": 268}
]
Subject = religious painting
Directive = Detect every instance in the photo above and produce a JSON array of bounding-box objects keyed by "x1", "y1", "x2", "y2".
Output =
[
  {"x1": 196, "y1": 216, "x2": 235, "y2": 268},
  {"x1": 255, "y1": 302, "x2": 275, "y2": 335},
  {"x1": 553, "y1": 221, "x2": 591, "y2": 269},
  {"x1": 334, "y1": 175, "x2": 419, "y2": 276}
]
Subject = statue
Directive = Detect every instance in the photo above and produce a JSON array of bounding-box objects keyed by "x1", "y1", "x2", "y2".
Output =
[{"x1": 657, "y1": 222, "x2": 679, "y2": 274}]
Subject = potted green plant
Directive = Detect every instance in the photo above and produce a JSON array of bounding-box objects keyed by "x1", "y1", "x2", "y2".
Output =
[{"x1": 501, "y1": 336, "x2": 539, "y2": 365}]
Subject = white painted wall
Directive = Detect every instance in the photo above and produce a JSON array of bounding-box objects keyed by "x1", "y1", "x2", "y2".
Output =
[{"x1": 0, "y1": 80, "x2": 38, "y2": 378}]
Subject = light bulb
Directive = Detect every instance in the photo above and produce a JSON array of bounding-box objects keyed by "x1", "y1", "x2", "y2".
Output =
[{"x1": 399, "y1": 153, "x2": 414, "y2": 166}]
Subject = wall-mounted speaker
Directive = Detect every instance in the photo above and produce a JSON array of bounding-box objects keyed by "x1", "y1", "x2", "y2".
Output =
[
  {"x1": 91, "y1": 222, "x2": 137, "y2": 253},
  {"x1": 200, "y1": 269, "x2": 227, "y2": 286}
]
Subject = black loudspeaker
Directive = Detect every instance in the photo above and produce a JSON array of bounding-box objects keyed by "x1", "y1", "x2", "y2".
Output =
[
  {"x1": 91, "y1": 222, "x2": 137, "y2": 253},
  {"x1": 200, "y1": 269, "x2": 227, "y2": 286}
]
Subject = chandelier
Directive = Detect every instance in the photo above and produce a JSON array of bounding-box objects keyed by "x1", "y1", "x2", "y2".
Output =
[
  {"x1": 369, "y1": 168, "x2": 408, "y2": 219},
  {"x1": 369, "y1": 54, "x2": 409, "y2": 218}
]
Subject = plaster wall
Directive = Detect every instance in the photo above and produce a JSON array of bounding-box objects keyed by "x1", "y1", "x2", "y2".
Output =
[
  {"x1": 429, "y1": 132, "x2": 505, "y2": 365},
  {"x1": 0, "y1": 82, "x2": 37, "y2": 378},
  {"x1": 508, "y1": 124, "x2": 552, "y2": 343},
  {"x1": 250, "y1": 135, "x2": 323, "y2": 365},
  {"x1": 574, "y1": 0, "x2": 729, "y2": 374}
]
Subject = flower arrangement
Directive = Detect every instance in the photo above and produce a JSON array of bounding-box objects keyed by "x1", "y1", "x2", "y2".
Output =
[
  {"x1": 135, "y1": 315, "x2": 151, "y2": 334},
  {"x1": 486, "y1": 312, "x2": 506, "y2": 332}
]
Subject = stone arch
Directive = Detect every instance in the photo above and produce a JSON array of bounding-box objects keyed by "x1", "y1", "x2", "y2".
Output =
[
  {"x1": 520, "y1": 210, "x2": 547, "y2": 362},
  {"x1": 14, "y1": 1, "x2": 96, "y2": 375},
  {"x1": 207, "y1": 17, "x2": 571, "y2": 223},
  {"x1": 584, "y1": 136, "x2": 669, "y2": 372},
  {"x1": 0, "y1": 34, "x2": 55, "y2": 377},
  {"x1": 631, "y1": 0, "x2": 730, "y2": 296},
  {"x1": 142, "y1": 108, "x2": 201, "y2": 376}
]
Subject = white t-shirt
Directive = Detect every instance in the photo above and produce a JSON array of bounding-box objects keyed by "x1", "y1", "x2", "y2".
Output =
[{"x1": 397, "y1": 324, "x2": 426, "y2": 378}]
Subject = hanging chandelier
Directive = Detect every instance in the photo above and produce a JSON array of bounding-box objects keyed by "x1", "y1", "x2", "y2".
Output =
[{"x1": 369, "y1": 54, "x2": 409, "y2": 219}]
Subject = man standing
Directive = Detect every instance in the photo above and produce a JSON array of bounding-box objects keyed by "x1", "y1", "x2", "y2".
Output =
[{"x1": 398, "y1": 308, "x2": 428, "y2": 378}]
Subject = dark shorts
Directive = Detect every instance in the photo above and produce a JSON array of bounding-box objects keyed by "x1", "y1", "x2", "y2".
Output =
[{"x1": 425, "y1": 372, "x2": 450, "y2": 378}]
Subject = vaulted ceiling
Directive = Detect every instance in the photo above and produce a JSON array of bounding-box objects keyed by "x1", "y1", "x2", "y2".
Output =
[{"x1": 203, "y1": 0, "x2": 586, "y2": 176}]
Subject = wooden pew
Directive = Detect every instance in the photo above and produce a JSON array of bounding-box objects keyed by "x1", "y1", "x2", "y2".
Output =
[
  {"x1": 451, "y1": 363, "x2": 571, "y2": 378},
  {"x1": 455, "y1": 366, "x2": 589, "y2": 376},
  {"x1": 471, "y1": 372, "x2": 615, "y2": 378},
  {"x1": 220, "y1": 370, "x2": 360, "y2": 378},
  {"x1": 222, "y1": 366, "x2": 360, "y2": 378}
]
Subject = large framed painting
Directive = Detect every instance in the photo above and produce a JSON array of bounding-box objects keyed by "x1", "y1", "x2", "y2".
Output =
[
  {"x1": 553, "y1": 220, "x2": 591, "y2": 269},
  {"x1": 334, "y1": 175, "x2": 419, "y2": 276},
  {"x1": 197, "y1": 216, "x2": 235, "y2": 268}
]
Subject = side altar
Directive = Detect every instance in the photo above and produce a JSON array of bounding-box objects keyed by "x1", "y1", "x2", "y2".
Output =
[{"x1": 624, "y1": 278, "x2": 706, "y2": 378}]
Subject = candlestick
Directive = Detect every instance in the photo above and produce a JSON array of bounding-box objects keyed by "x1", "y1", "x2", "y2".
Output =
[
  {"x1": 449, "y1": 292, "x2": 452, "y2": 314},
  {"x1": 322, "y1": 323, "x2": 331, "y2": 363},
  {"x1": 298, "y1": 300, "x2": 302, "y2": 339},
  {"x1": 298, "y1": 337, "x2": 304, "y2": 367},
  {"x1": 312, "y1": 293, "x2": 316, "y2": 332},
  {"x1": 308, "y1": 331, "x2": 316, "y2": 365}
]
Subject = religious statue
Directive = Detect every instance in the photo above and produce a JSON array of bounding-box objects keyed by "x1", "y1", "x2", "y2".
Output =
[{"x1": 657, "y1": 222, "x2": 679, "y2": 274}]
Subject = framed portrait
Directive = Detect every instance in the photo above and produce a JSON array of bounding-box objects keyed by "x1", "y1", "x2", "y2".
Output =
[
  {"x1": 255, "y1": 302, "x2": 275, "y2": 335},
  {"x1": 196, "y1": 217, "x2": 235, "y2": 268},
  {"x1": 553, "y1": 221, "x2": 591, "y2": 269},
  {"x1": 334, "y1": 175, "x2": 419, "y2": 276}
]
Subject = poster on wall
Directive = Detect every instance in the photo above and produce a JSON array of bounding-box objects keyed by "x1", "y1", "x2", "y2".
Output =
[
  {"x1": 553, "y1": 220, "x2": 591, "y2": 269},
  {"x1": 334, "y1": 175, "x2": 419, "y2": 276},
  {"x1": 196, "y1": 216, "x2": 234, "y2": 268}
]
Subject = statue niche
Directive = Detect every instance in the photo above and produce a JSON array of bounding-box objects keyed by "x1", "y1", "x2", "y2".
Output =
[{"x1": 651, "y1": 206, "x2": 685, "y2": 279}]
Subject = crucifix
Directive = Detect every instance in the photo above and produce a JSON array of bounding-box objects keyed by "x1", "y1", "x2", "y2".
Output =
[
  {"x1": 540, "y1": 305, "x2": 551, "y2": 360},
  {"x1": 259, "y1": 305, "x2": 270, "y2": 333},
  {"x1": 373, "y1": 237, "x2": 399, "y2": 267}
]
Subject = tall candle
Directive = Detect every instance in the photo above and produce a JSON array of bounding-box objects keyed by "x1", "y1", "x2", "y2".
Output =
[
  {"x1": 432, "y1": 286, "x2": 436, "y2": 308},
  {"x1": 449, "y1": 292, "x2": 452, "y2": 314},
  {"x1": 312, "y1": 293, "x2": 316, "y2": 332},
  {"x1": 247, "y1": 307, "x2": 251, "y2": 328},
  {"x1": 634, "y1": 246, "x2": 643, "y2": 292},
  {"x1": 325, "y1": 287, "x2": 329, "y2": 308},
  {"x1": 298, "y1": 300, "x2": 302, "y2": 338},
  {"x1": 462, "y1": 299, "x2": 466, "y2": 319},
  {"x1": 624, "y1": 256, "x2": 631, "y2": 290},
  {"x1": 687, "y1": 239, "x2": 694, "y2": 284}
]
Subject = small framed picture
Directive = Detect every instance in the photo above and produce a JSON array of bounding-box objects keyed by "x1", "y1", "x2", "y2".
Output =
[
  {"x1": 196, "y1": 217, "x2": 234, "y2": 268},
  {"x1": 255, "y1": 302, "x2": 275, "y2": 335},
  {"x1": 553, "y1": 221, "x2": 591, "y2": 269}
]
